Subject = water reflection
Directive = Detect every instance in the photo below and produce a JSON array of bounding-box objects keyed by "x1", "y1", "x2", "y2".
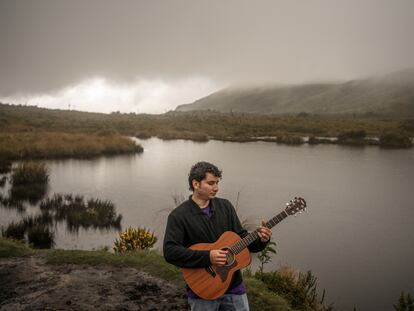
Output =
[
  {"x1": 1, "y1": 161, "x2": 122, "y2": 248},
  {"x1": 1, "y1": 193, "x2": 123, "y2": 248},
  {"x1": 40, "y1": 194, "x2": 122, "y2": 232}
]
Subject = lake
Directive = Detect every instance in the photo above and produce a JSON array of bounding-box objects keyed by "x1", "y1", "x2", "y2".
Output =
[{"x1": 1, "y1": 137, "x2": 413, "y2": 310}]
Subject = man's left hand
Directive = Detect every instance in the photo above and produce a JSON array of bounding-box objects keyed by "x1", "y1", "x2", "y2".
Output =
[{"x1": 257, "y1": 221, "x2": 272, "y2": 242}]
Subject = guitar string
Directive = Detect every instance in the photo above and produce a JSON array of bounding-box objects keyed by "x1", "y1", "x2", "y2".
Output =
[{"x1": 230, "y1": 211, "x2": 289, "y2": 254}]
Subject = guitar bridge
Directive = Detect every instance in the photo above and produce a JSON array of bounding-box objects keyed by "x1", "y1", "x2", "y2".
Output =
[{"x1": 205, "y1": 266, "x2": 216, "y2": 277}]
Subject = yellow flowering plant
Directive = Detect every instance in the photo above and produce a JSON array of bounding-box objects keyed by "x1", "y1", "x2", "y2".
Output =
[{"x1": 113, "y1": 227, "x2": 157, "y2": 253}]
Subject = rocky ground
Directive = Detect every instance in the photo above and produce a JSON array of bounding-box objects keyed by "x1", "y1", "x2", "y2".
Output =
[{"x1": 0, "y1": 255, "x2": 189, "y2": 311}]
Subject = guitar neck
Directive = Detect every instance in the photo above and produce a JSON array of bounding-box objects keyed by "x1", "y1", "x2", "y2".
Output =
[{"x1": 230, "y1": 210, "x2": 289, "y2": 255}]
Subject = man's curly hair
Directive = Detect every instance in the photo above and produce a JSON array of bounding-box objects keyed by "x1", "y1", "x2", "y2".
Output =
[{"x1": 188, "y1": 161, "x2": 222, "y2": 191}]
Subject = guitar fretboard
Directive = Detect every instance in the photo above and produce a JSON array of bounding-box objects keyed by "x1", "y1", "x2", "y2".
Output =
[{"x1": 230, "y1": 210, "x2": 289, "y2": 254}]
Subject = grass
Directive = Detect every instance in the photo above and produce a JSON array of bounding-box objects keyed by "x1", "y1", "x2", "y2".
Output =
[
  {"x1": 0, "y1": 237, "x2": 34, "y2": 257},
  {"x1": 0, "y1": 131, "x2": 143, "y2": 160},
  {"x1": 8, "y1": 161, "x2": 49, "y2": 203},
  {"x1": 0, "y1": 237, "x2": 294, "y2": 310},
  {"x1": 245, "y1": 276, "x2": 294, "y2": 311},
  {"x1": 11, "y1": 162, "x2": 49, "y2": 185},
  {"x1": 1, "y1": 103, "x2": 412, "y2": 155}
]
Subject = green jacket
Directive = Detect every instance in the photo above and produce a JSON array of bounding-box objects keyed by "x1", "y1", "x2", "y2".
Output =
[{"x1": 163, "y1": 196, "x2": 268, "y2": 291}]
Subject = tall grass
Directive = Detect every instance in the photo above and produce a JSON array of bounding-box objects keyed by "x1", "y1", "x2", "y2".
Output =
[
  {"x1": 1, "y1": 213, "x2": 55, "y2": 248},
  {"x1": 0, "y1": 132, "x2": 143, "y2": 160},
  {"x1": 1, "y1": 103, "x2": 412, "y2": 152},
  {"x1": 11, "y1": 162, "x2": 49, "y2": 185},
  {"x1": 9, "y1": 162, "x2": 49, "y2": 203},
  {"x1": 256, "y1": 266, "x2": 333, "y2": 311}
]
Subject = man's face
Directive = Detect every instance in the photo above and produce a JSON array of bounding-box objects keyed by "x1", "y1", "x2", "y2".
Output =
[{"x1": 193, "y1": 173, "x2": 219, "y2": 200}]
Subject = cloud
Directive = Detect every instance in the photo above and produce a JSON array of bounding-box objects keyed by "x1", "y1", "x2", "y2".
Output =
[{"x1": 0, "y1": 76, "x2": 220, "y2": 114}]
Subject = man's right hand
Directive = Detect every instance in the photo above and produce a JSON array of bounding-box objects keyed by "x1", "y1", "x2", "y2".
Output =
[{"x1": 209, "y1": 249, "x2": 228, "y2": 267}]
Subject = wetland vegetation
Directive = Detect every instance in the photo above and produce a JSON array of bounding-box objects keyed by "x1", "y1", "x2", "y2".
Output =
[{"x1": 1, "y1": 103, "x2": 412, "y2": 158}]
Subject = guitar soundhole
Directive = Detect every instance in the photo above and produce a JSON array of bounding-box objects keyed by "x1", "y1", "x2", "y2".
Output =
[{"x1": 221, "y1": 247, "x2": 235, "y2": 266}]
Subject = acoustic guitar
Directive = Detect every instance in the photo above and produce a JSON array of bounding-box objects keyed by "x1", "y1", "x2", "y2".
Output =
[{"x1": 182, "y1": 197, "x2": 307, "y2": 300}]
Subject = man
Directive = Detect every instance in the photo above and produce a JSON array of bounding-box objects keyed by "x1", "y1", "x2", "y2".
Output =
[{"x1": 163, "y1": 161, "x2": 272, "y2": 310}]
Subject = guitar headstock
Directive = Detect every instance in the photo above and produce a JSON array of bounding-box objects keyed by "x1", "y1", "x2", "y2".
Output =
[{"x1": 285, "y1": 197, "x2": 307, "y2": 216}]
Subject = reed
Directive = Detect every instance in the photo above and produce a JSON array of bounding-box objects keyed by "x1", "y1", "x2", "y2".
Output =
[
  {"x1": 11, "y1": 162, "x2": 49, "y2": 185},
  {"x1": 0, "y1": 132, "x2": 143, "y2": 160}
]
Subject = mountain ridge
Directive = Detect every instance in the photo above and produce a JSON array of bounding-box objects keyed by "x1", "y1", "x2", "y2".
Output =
[{"x1": 176, "y1": 69, "x2": 414, "y2": 116}]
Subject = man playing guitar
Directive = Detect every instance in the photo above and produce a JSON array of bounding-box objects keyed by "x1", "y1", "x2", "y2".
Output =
[{"x1": 163, "y1": 161, "x2": 271, "y2": 310}]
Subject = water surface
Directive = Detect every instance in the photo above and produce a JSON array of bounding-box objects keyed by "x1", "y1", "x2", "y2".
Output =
[{"x1": 1, "y1": 138, "x2": 413, "y2": 310}]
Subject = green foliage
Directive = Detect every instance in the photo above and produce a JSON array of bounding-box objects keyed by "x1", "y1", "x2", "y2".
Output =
[
  {"x1": 244, "y1": 276, "x2": 294, "y2": 311},
  {"x1": 256, "y1": 267, "x2": 333, "y2": 311},
  {"x1": 379, "y1": 131, "x2": 412, "y2": 148},
  {"x1": 1, "y1": 103, "x2": 412, "y2": 156},
  {"x1": 393, "y1": 291, "x2": 414, "y2": 311},
  {"x1": 0, "y1": 237, "x2": 33, "y2": 257},
  {"x1": 113, "y1": 227, "x2": 158, "y2": 253},
  {"x1": 257, "y1": 240, "x2": 277, "y2": 274}
]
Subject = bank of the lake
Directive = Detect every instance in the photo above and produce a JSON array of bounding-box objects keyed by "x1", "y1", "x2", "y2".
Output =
[
  {"x1": 0, "y1": 131, "x2": 143, "y2": 161},
  {"x1": 1, "y1": 103, "x2": 413, "y2": 150},
  {"x1": 0, "y1": 237, "x2": 295, "y2": 311}
]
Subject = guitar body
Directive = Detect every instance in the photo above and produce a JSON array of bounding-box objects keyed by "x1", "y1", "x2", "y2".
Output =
[{"x1": 182, "y1": 231, "x2": 251, "y2": 300}]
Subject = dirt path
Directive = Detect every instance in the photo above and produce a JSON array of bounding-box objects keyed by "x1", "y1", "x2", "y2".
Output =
[{"x1": 0, "y1": 255, "x2": 189, "y2": 311}]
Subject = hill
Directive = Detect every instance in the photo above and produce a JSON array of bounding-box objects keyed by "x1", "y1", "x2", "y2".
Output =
[{"x1": 176, "y1": 69, "x2": 414, "y2": 117}]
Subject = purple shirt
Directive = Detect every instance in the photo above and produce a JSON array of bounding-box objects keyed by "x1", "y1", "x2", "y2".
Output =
[{"x1": 187, "y1": 203, "x2": 246, "y2": 299}]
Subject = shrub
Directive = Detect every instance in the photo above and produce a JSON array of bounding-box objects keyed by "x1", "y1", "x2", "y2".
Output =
[
  {"x1": 136, "y1": 131, "x2": 152, "y2": 139},
  {"x1": 1, "y1": 221, "x2": 26, "y2": 240},
  {"x1": 113, "y1": 227, "x2": 157, "y2": 253},
  {"x1": 379, "y1": 131, "x2": 412, "y2": 148},
  {"x1": 337, "y1": 130, "x2": 367, "y2": 145},
  {"x1": 393, "y1": 291, "x2": 414, "y2": 311},
  {"x1": 256, "y1": 267, "x2": 333, "y2": 311},
  {"x1": 257, "y1": 240, "x2": 277, "y2": 274},
  {"x1": 337, "y1": 130, "x2": 366, "y2": 141},
  {"x1": 276, "y1": 135, "x2": 304, "y2": 145},
  {"x1": 27, "y1": 224, "x2": 55, "y2": 249}
]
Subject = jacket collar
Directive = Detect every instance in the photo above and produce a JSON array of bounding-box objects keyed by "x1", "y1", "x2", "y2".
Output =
[{"x1": 189, "y1": 195, "x2": 216, "y2": 215}]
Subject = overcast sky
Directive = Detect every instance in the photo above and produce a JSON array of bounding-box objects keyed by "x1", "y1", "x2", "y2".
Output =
[{"x1": 1, "y1": 0, "x2": 413, "y2": 113}]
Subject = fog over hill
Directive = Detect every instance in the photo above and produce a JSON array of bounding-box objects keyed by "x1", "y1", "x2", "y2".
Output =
[{"x1": 176, "y1": 69, "x2": 414, "y2": 117}]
